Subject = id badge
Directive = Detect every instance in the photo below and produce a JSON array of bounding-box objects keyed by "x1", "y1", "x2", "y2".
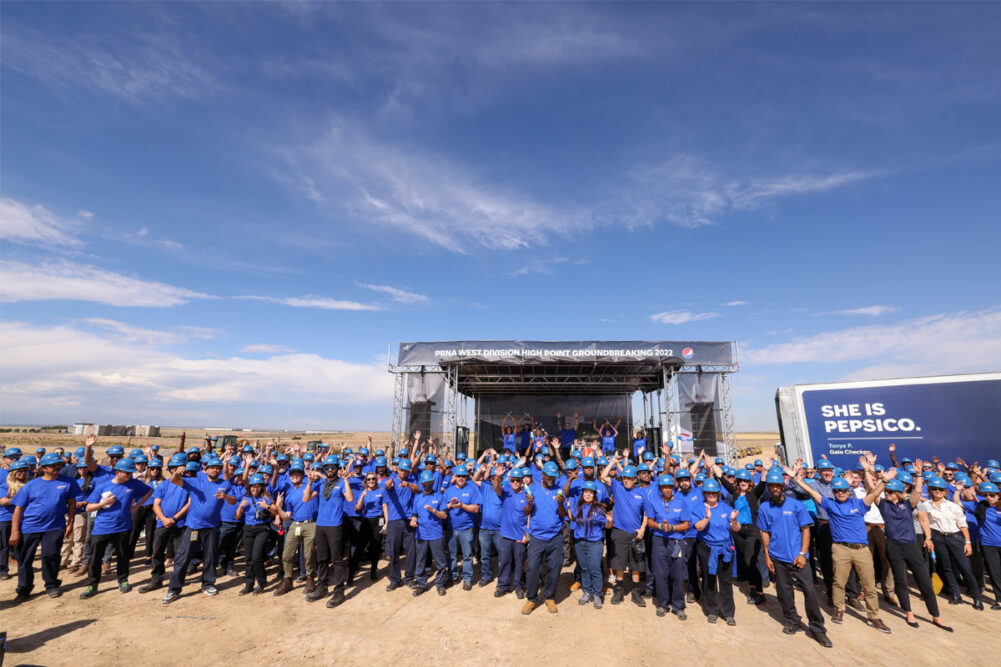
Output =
[
  {"x1": 190, "y1": 530, "x2": 199, "y2": 542},
  {"x1": 378, "y1": 517, "x2": 386, "y2": 528},
  {"x1": 294, "y1": 524, "x2": 301, "y2": 537}
]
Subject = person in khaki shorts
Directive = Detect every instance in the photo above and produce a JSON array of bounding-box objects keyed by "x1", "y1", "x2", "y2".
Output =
[
  {"x1": 789, "y1": 459, "x2": 892, "y2": 634},
  {"x1": 273, "y1": 460, "x2": 318, "y2": 596}
]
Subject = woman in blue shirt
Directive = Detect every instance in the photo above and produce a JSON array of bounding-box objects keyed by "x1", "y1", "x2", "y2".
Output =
[
  {"x1": 714, "y1": 461, "x2": 767, "y2": 606},
  {"x1": 643, "y1": 474, "x2": 693, "y2": 619},
  {"x1": 693, "y1": 479, "x2": 741, "y2": 625},
  {"x1": 971, "y1": 481, "x2": 1001, "y2": 610},
  {"x1": 1, "y1": 461, "x2": 30, "y2": 582},
  {"x1": 236, "y1": 473, "x2": 276, "y2": 595},
  {"x1": 353, "y1": 470, "x2": 386, "y2": 583},
  {"x1": 567, "y1": 480, "x2": 611, "y2": 608}
]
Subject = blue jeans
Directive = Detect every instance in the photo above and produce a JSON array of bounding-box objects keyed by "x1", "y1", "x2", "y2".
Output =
[
  {"x1": 448, "y1": 528, "x2": 475, "y2": 582},
  {"x1": 575, "y1": 538, "x2": 603, "y2": 598},
  {"x1": 498, "y1": 537, "x2": 526, "y2": 592},
  {"x1": 416, "y1": 538, "x2": 448, "y2": 589},
  {"x1": 526, "y1": 534, "x2": 563, "y2": 603},
  {"x1": 478, "y1": 528, "x2": 500, "y2": 581}
]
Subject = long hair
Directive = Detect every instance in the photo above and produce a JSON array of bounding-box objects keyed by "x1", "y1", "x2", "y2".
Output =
[
  {"x1": 6, "y1": 469, "x2": 27, "y2": 498},
  {"x1": 576, "y1": 491, "x2": 599, "y2": 528}
]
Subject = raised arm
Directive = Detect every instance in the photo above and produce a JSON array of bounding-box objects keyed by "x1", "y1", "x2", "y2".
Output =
[{"x1": 785, "y1": 464, "x2": 822, "y2": 504}]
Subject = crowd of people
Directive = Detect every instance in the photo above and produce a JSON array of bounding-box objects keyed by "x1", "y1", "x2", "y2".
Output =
[{"x1": 2, "y1": 431, "x2": 1000, "y2": 648}]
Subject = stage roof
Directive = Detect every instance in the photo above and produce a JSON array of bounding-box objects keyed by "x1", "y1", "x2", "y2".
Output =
[{"x1": 443, "y1": 358, "x2": 680, "y2": 395}]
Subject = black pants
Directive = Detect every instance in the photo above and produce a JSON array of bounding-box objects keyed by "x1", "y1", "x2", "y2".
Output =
[
  {"x1": 772, "y1": 558, "x2": 825, "y2": 634},
  {"x1": 315, "y1": 524, "x2": 348, "y2": 590},
  {"x1": 932, "y1": 531, "x2": 981, "y2": 600},
  {"x1": 351, "y1": 517, "x2": 381, "y2": 576},
  {"x1": 525, "y1": 534, "x2": 563, "y2": 603},
  {"x1": 149, "y1": 525, "x2": 184, "y2": 584},
  {"x1": 651, "y1": 536, "x2": 687, "y2": 612},
  {"x1": 218, "y1": 521, "x2": 243, "y2": 571},
  {"x1": 696, "y1": 540, "x2": 735, "y2": 618},
  {"x1": 981, "y1": 544, "x2": 1001, "y2": 604},
  {"x1": 733, "y1": 524, "x2": 763, "y2": 593},
  {"x1": 497, "y1": 537, "x2": 527, "y2": 593},
  {"x1": 886, "y1": 537, "x2": 939, "y2": 616},
  {"x1": 385, "y1": 519, "x2": 416, "y2": 585},
  {"x1": 243, "y1": 523, "x2": 270, "y2": 587},
  {"x1": 86, "y1": 531, "x2": 129, "y2": 588},
  {"x1": 16, "y1": 528, "x2": 63, "y2": 596},
  {"x1": 816, "y1": 520, "x2": 834, "y2": 597},
  {"x1": 127, "y1": 505, "x2": 153, "y2": 561},
  {"x1": 416, "y1": 537, "x2": 448, "y2": 588},
  {"x1": 170, "y1": 526, "x2": 220, "y2": 593},
  {"x1": 0, "y1": 520, "x2": 11, "y2": 575}
]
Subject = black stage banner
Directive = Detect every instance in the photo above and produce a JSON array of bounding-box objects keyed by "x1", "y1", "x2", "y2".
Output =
[{"x1": 397, "y1": 340, "x2": 735, "y2": 366}]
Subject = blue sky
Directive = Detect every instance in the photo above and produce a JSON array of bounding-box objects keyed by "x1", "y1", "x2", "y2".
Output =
[{"x1": 2, "y1": 2, "x2": 999, "y2": 430}]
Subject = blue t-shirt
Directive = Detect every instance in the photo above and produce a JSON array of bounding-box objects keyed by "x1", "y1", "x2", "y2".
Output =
[
  {"x1": 643, "y1": 493, "x2": 692, "y2": 539},
  {"x1": 978, "y1": 503, "x2": 1001, "y2": 548},
  {"x1": 153, "y1": 480, "x2": 190, "y2": 528},
  {"x1": 415, "y1": 492, "x2": 446, "y2": 541},
  {"x1": 142, "y1": 478, "x2": 164, "y2": 507},
  {"x1": 697, "y1": 502, "x2": 735, "y2": 544},
  {"x1": 632, "y1": 438, "x2": 647, "y2": 458},
  {"x1": 757, "y1": 497, "x2": 813, "y2": 563},
  {"x1": 342, "y1": 476, "x2": 363, "y2": 517},
  {"x1": 561, "y1": 428, "x2": 577, "y2": 447},
  {"x1": 610, "y1": 479, "x2": 647, "y2": 533},
  {"x1": 527, "y1": 483, "x2": 563, "y2": 540},
  {"x1": 383, "y1": 474, "x2": 415, "y2": 521},
  {"x1": 879, "y1": 500, "x2": 917, "y2": 543},
  {"x1": 499, "y1": 487, "x2": 529, "y2": 541},
  {"x1": 519, "y1": 430, "x2": 531, "y2": 452},
  {"x1": 358, "y1": 486, "x2": 385, "y2": 519},
  {"x1": 734, "y1": 494, "x2": 752, "y2": 525},
  {"x1": 568, "y1": 497, "x2": 605, "y2": 541},
  {"x1": 13, "y1": 476, "x2": 81, "y2": 533},
  {"x1": 676, "y1": 487, "x2": 704, "y2": 538},
  {"x1": 601, "y1": 433, "x2": 616, "y2": 453},
  {"x1": 313, "y1": 478, "x2": 348, "y2": 526},
  {"x1": 961, "y1": 500, "x2": 980, "y2": 543},
  {"x1": 242, "y1": 494, "x2": 273, "y2": 526},
  {"x1": 477, "y1": 482, "x2": 503, "y2": 531},
  {"x1": 821, "y1": 496, "x2": 869, "y2": 544},
  {"x1": 88, "y1": 478, "x2": 152, "y2": 535},
  {"x1": 567, "y1": 477, "x2": 610, "y2": 504},
  {"x1": 279, "y1": 479, "x2": 317, "y2": 523},
  {"x1": 0, "y1": 478, "x2": 13, "y2": 521},
  {"x1": 503, "y1": 432, "x2": 516, "y2": 450},
  {"x1": 186, "y1": 476, "x2": 236, "y2": 529},
  {"x1": 443, "y1": 483, "x2": 481, "y2": 531},
  {"x1": 220, "y1": 485, "x2": 246, "y2": 523}
]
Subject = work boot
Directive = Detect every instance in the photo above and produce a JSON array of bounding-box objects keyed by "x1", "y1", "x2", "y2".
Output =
[
  {"x1": 304, "y1": 576, "x2": 316, "y2": 594},
  {"x1": 569, "y1": 581, "x2": 582, "y2": 592},
  {"x1": 521, "y1": 599, "x2": 540, "y2": 615},
  {"x1": 138, "y1": 580, "x2": 162, "y2": 594},
  {"x1": 273, "y1": 577, "x2": 293, "y2": 596},
  {"x1": 327, "y1": 588, "x2": 347, "y2": 607},
  {"x1": 306, "y1": 583, "x2": 328, "y2": 602},
  {"x1": 545, "y1": 599, "x2": 558, "y2": 614},
  {"x1": 238, "y1": 583, "x2": 254, "y2": 596},
  {"x1": 611, "y1": 585, "x2": 625, "y2": 605},
  {"x1": 631, "y1": 588, "x2": 646, "y2": 608}
]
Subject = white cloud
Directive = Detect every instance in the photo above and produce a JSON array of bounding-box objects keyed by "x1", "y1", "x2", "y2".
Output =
[
  {"x1": 241, "y1": 343, "x2": 297, "y2": 354},
  {"x1": 0, "y1": 260, "x2": 212, "y2": 307},
  {"x1": 83, "y1": 318, "x2": 218, "y2": 345},
  {"x1": 357, "y1": 283, "x2": 429, "y2": 304},
  {"x1": 0, "y1": 197, "x2": 84, "y2": 248},
  {"x1": 821, "y1": 305, "x2": 901, "y2": 317},
  {"x1": 650, "y1": 310, "x2": 720, "y2": 325},
  {"x1": 511, "y1": 257, "x2": 571, "y2": 277},
  {"x1": 723, "y1": 300, "x2": 748, "y2": 307},
  {"x1": 746, "y1": 307, "x2": 1001, "y2": 370},
  {"x1": 240, "y1": 295, "x2": 380, "y2": 311},
  {"x1": 0, "y1": 321, "x2": 393, "y2": 421}
]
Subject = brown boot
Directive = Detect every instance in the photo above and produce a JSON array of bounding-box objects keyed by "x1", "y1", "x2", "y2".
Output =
[
  {"x1": 304, "y1": 576, "x2": 316, "y2": 594},
  {"x1": 273, "y1": 577, "x2": 293, "y2": 596}
]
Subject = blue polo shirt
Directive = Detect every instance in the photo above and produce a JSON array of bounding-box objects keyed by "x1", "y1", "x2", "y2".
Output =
[
  {"x1": 610, "y1": 480, "x2": 647, "y2": 533},
  {"x1": 878, "y1": 500, "x2": 917, "y2": 543},
  {"x1": 979, "y1": 503, "x2": 1001, "y2": 547},
  {"x1": 601, "y1": 433, "x2": 616, "y2": 453},
  {"x1": 808, "y1": 478, "x2": 835, "y2": 520},
  {"x1": 13, "y1": 476, "x2": 81, "y2": 533},
  {"x1": 632, "y1": 437, "x2": 646, "y2": 458},
  {"x1": 561, "y1": 428, "x2": 577, "y2": 447},
  {"x1": 698, "y1": 502, "x2": 735, "y2": 544},
  {"x1": 358, "y1": 486, "x2": 385, "y2": 519},
  {"x1": 279, "y1": 479, "x2": 317, "y2": 522},
  {"x1": 676, "y1": 487, "x2": 704, "y2": 539},
  {"x1": 220, "y1": 485, "x2": 245, "y2": 523},
  {"x1": 142, "y1": 478, "x2": 163, "y2": 507},
  {"x1": 415, "y1": 492, "x2": 445, "y2": 541},
  {"x1": 443, "y1": 483, "x2": 481, "y2": 531},
  {"x1": 499, "y1": 487, "x2": 529, "y2": 541},
  {"x1": 643, "y1": 493, "x2": 692, "y2": 539},
  {"x1": 757, "y1": 496, "x2": 813, "y2": 563},
  {"x1": 341, "y1": 476, "x2": 364, "y2": 517},
  {"x1": 153, "y1": 480, "x2": 190, "y2": 528},
  {"x1": 821, "y1": 496, "x2": 869, "y2": 544},
  {"x1": 568, "y1": 497, "x2": 605, "y2": 541},
  {"x1": 242, "y1": 494, "x2": 273, "y2": 526},
  {"x1": 477, "y1": 482, "x2": 503, "y2": 531},
  {"x1": 383, "y1": 474, "x2": 415, "y2": 521},
  {"x1": 0, "y1": 478, "x2": 13, "y2": 521},
  {"x1": 186, "y1": 476, "x2": 236, "y2": 529},
  {"x1": 503, "y1": 432, "x2": 516, "y2": 450},
  {"x1": 313, "y1": 478, "x2": 348, "y2": 526},
  {"x1": 88, "y1": 478, "x2": 152, "y2": 535},
  {"x1": 527, "y1": 483, "x2": 563, "y2": 540}
]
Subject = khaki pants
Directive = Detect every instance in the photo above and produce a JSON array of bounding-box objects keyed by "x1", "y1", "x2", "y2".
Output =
[
  {"x1": 282, "y1": 521, "x2": 316, "y2": 579},
  {"x1": 61, "y1": 513, "x2": 88, "y2": 567},
  {"x1": 866, "y1": 524, "x2": 894, "y2": 593},
  {"x1": 833, "y1": 542, "x2": 880, "y2": 619}
]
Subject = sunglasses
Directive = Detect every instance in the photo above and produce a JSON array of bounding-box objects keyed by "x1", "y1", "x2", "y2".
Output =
[{"x1": 365, "y1": 477, "x2": 377, "y2": 481}]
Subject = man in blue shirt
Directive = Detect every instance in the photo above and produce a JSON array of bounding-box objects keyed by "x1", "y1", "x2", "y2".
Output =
[
  {"x1": 306, "y1": 455, "x2": 355, "y2": 607},
  {"x1": 271, "y1": 460, "x2": 317, "y2": 598},
  {"x1": 382, "y1": 459, "x2": 419, "y2": 591},
  {"x1": 556, "y1": 411, "x2": 578, "y2": 459},
  {"x1": 80, "y1": 458, "x2": 153, "y2": 598},
  {"x1": 442, "y1": 465, "x2": 481, "y2": 589},
  {"x1": 472, "y1": 462, "x2": 504, "y2": 587},
  {"x1": 809, "y1": 459, "x2": 838, "y2": 605},
  {"x1": 413, "y1": 470, "x2": 449, "y2": 596},
  {"x1": 163, "y1": 457, "x2": 236, "y2": 603},
  {"x1": 791, "y1": 462, "x2": 890, "y2": 633},
  {"x1": 139, "y1": 454, "x2": 190, "y2": 594},
  {"x1": 522, "y1": 461, "x2": 567, "y2": 615},
  {"x1": 10, "y1": 453, "x2": 80, "y2": 602},
  {"x1": 493, "y1": 468, "x2": 529, "y2": 598},
  {"x1": 757, "y1": 470, "x2": 831, "y2": 647},
  {"x1": 600, "y1": 455, "x2": 648, "y2": 607}
]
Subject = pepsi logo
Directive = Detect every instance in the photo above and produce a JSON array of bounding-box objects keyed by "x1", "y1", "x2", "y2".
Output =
[{"x1": 682, "y1": 347, "x2": 694, "y2": 359}]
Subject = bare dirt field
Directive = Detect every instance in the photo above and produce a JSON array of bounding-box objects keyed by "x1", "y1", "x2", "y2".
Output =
[{"x1": 3, "y1": 431, "x2": 998, "y2": 666}]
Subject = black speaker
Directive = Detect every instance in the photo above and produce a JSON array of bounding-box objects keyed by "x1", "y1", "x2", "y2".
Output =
[
  {"x1": 690, "y1": 402, "x2": 718, "y2": 457},
  {"x1": 407, "y1": 401, "x2": 434, "y2": 439}
]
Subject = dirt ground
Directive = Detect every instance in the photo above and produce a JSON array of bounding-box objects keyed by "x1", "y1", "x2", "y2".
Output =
[{"x1": 4, "y1": 431, "x2": 998, "y2": 666}]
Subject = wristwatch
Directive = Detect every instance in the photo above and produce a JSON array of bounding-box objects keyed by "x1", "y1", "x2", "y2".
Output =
[{"x1": 798, "y1": 552, "x2": 806, "y2": 558}]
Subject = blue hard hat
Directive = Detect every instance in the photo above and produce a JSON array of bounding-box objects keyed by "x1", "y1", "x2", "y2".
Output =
[
  {"x1": 765, "y1": 470, "x2": 785, "y2": 485},
  {"x1": 375, "y1": 456, "x2": 387, "y2": 467},
  {"x1": 259, "y1": 464, "x2": 273, "y2": 475},
  {"x1": 874, "y1": 464, "x2": 884, "y2": 473},
  {"x1": 637, "y1": 463, "x2": 651, "y2": 473},
  {"x1": 833, "y1": 467, "x2": 844, "y2": 476},
  {"x1": 188, "y1": 446, "x2": 201, "y2": 454},
  {"x1": 885, "y1": 479, "x2": 906, "y2": 493},
  {"x1": 507, "y1": 468, "x2": 524, "y2": 479},
  {"x1": 945, "y1": 462, "x2": 959, "y2": 471},
  {"x1": 185, "y1": 461, "x2": 200, "y2": 472},
  {"x1": 444, "y1": 460, "x2": 455, "y2": 469},
  {"x1": 991, "y1": 472, "x2": 1001, "y2": 483},
  {"x1": 9, "y1": 460, "x2": 30, "y2": 471},
  {"x1": 455, "y1": 452, "x2": 466, "y2": 461},
  {"x1": 134, "y1": 454, "x2": 148, "y2": 464},
  {"x1": 74, "y1": 447, "x2": 86, "y2": 458},
  {"x1": 978, "y1": 482, "x2": 1000, "y2": 494},
  {"x1": 343, "y1": 448, "x2": 353, "y2": 455},
  {"x1": 922, "y1": 470, "x2": 935, "y2": 479},
  {"x1": 249, "y1": 473, "x2": 266, "y2": 485},
  {"x1": 598, "y1": 457, "x2": 609, "y2": 466},
  {"x1": 425, "y1": 455, "x2": 437, "y2": 465},
  {"x1": 744, "y1": 463, "x2": 754, "y2": 470},
  {"x1": 107, "y1": 445, "x2": 125, "y2": 456},
  {"x1": 987, "y1": 459, "x2": 1000, "y2": 468},
  {"x1": 35, "y1": 447, "x2": 46, "y2": 454},
  {"x1": 242, "y1": 445, "x2": 255, "y2": 453},
  {"x1": 565, "y1": 459, "x2": 578, "y2": 470},
  {"x1": 359, "y1": 447, "x2": 370, "y2": 456},
  {"x1": 675, "y1": 469, "x2": 691, "y2": 479},
  {"x1": 114, "y1": 458, "x2": 137, "y2": 473},
  {"x1": 901, "y1": 457, "x2": 913, "y2": 464},
  {"x1": 621, "y1": 465, "x2": 637, "y2": 478},
  {"x1": 398, "y1": 459, "x2": 413, "y2": 472},
  {"x1": 453, "y1": 465, "x2": 470, "y2": 476},
  {"x1": 399, "y1": 448, "x2": 409, "y2": 457},
  {"x1": 23, "y1": 455, "x2": 37, "y2": 465},
  {"x1": 581, "y1": 480, "x2": 598, "y2": 492},
  {"x1": 669, "y1": 455, "x2": 680, "y2": 464},
  {"x1": 151, "y1": 444, "x2": 159, "y2": 451},
  {"x1": 228, "y1": 456, "x2": 241, "y2": 467},
  {"x1": 234, "y1": 468, "x2": 245, "y2": 477},
  {"x1": 39, "y1": 452, "x2": 64, "y2": 466},
  {"x1": 714, "y1": 457, "x2": 724, "y2": 465},
  {"x1": 289, "y1": 461, "x2": 305, "y2": 472},
  {"x1": 695, "y1": 473, "x2": 706, "y2": 482},
  {"x1": 582, "y1": 457, "x2": 596, "y2": 468},
  {"x1": 897, "y1": 472, "x2": 914, "y2": 486},
  {"x1": 148, "y1": 458, "x2": 163, "y2": 468},
  {"x1": 204, "y1": 458, "x2": 223, "y2": 468},
  {"x1": 816, "y1": 460, "x2": 834, "y2": 470},
  {"x1": 4, "y1": 447, "x2": 22, "y2": 457},
  {"x1": 702, "y1": 479, "x2": 721, "y2": 493},
  {"x1": 303, "y1": 452, "x2": 315, "y2": 462},
  {"x1": 830, "y1": 478, "x2": 850, "y2": 491},
  {"x1": 168, "y1": 453, "x2": 188, "y2": 467},
  {"x1": 419, "y1": 470, "x2": 435, "y2": 484},
  {"x1": 722, "y1": 466, "x2": 734, "y2": 476},
  {"x1": 643, "y1": 452, "x2": 655, "y2": 461},
  {"x1": 735, "y1": 469, "x2": 752, "y2": 482},
  {"x1": 392, "y1": 457, "x2": 401, "y2": 466},
  {"x1": 754, "y1": 459, "x2": 763, "y2": 467},
  {"x1": 323, "y1": 455, "x2": 340, "y2": 467},
  {"x1": 657, "y1": 474, "x2": 675, "y2": 487},
  {"x1": 926, "y1": 476, "x2": 947, "y2": 489},
  {"x1": 276, "y1": 454, "x2": 289, "y2": 462},
  {"x1": 542, "y1": 461, "x2": 559, "y2": 477},
  {"x1": 129, "y1": 448, "x2": 143, "y2": 458}
]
